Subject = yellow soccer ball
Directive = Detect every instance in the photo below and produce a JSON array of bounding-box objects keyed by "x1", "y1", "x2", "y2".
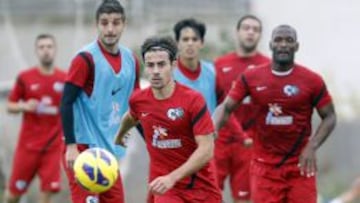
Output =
[{"x1": 73, "y1": 148, "x2": 119, "y2": 193}]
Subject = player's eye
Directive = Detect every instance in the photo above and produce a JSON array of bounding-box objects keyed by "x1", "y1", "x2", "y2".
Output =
[
  {"x1": 274, "y1": 37, "x2": 282, "y2": 43},
  {"x1": 146, "y1": 63, "x2": 154, "y2": 68},
  {"x1": 158, "y1": 61, "x2": 166, "y2": 67},
  {"x1": 191, "y1": 37, "x2": 199, "y2": 42},
  {"x1": 241, "y1": 25, "x2": 250, "y2": 31},
  {"x1": 252, "y1": 26, "x2": 261, "y2": 33},
  {"x1": 100, "y1": 21, "x2": 108, "y2": 26},
  {"x1": 286, "y1": 37, "x2": 295, "y2": 43},
  {"x1": 182, "y1": 37, "x2": 189, "y2": 42},
  {"x1": 113, "y1": 20, "x2": 122, "y2": 26}
]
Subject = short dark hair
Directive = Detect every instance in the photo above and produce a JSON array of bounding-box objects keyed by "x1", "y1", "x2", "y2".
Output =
[
  {"x1": 35, "y1": 34, "x2": 55, "y2": 44},
  {"x1": 141, "y1": 36, "x2": 178, "y2": 62},
  {"x1": 173, "y1": 18, "x2": 206, "y2": 42},
  {"x1": 272, "y1": 24, "x2": 297, "y2": 40},
  {"x1": 236, "y1": 14, "x2": 262, "y2": 31},
  {"x1": 96, "y1": 0, "x2": 125, "y2": 22}
]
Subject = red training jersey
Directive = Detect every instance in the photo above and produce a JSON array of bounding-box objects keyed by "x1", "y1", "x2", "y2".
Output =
[
  {"x1": 66, "y1": 40, "x2": 141, "y2": 95},
  {"x1": 129, "y1": 83, "x2": 220, "y2": 196},
  {"x1": 8, "y1": 67, "x2": 66, "y2": 151},
  {"x1": 229, "y1": 63, "x2": 332, "y2": 165},
  {"x1": 215, "y1": 52, "x2": 270, "y2": 141}
]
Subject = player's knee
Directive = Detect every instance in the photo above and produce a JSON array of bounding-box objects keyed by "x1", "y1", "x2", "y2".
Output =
[
  {"x1": 40, "y1": 190, "x2": 58, "y2": 202},
  {"x1": 43, "y1": 189, "x2": 61, "y2": 195}
]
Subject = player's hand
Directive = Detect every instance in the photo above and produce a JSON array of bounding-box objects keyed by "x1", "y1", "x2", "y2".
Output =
[
  {"x1": 22, "y1": 99, "x2": 39, "y2": 112},
  {"x1": 148, "y1": 175, "x2": 176, "y2": 195},
  {"x1": 243, "y1": 137, "x2": 253, "y2": 147},
  {"x1": 298, "y1": 144, "x2": 317, "y2": 177},
  {"x1": 65, "y1": 144, "x2": 80, "y2": 169},
  {"x1": 114, "y1": 133, "x2": 130, "y2": 147}
]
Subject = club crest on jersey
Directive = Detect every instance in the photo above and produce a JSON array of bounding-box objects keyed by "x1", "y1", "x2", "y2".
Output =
[
  {"x1": 283, "y1": 85, "x2": 299, "y2": 96},
  {"x1": 152, "y1": 125, "x2": 182, "y2": 149},
  {"x1": 53, "y1": 82, "x2": 64, "y2": 93},
  {"x1": 86, "y1": 196, "x2": 98, "y2": 203},
  {"x1": 167, "y1": 107, "x2": 184, "y2": 121}
]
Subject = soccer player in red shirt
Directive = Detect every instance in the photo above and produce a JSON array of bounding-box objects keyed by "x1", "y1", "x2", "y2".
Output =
[
  {"x1": 214, "y1": 15, "x2": 270, "y2": 203},
  {"x1": 4, "y1": 34, "x2": 66, "y2": 203},
  {"x1": 214, "y1": 25, "x2": 337, "y2": 203},
  {"x1": 115, "y1": 36, "x2": 222, "y2": 203}
]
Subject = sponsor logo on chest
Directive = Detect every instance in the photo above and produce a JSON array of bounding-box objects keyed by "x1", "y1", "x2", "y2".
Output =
[
  {"x1": 265, "y1": 103, "x2": 293, "y2": 125},
  {"x1": 152, "y1": 125, "x2": 182, "y2": 149}
]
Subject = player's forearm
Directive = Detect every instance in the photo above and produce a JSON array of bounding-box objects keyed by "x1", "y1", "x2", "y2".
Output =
[
  {"x1": 169, "y1": 137, "x2": 214, "y2": 182},
  {"x1": 309, "y1": 111, "x2": 336, "y2": 150},
  {"x1": 7, "y1": 101, "x2": 24, "y2": 114},
  {"x1": 213, "y1": 103, "x2": 232, "y2": 131},
  {"x1": 115, "y1": 113, "x2": 138, "y2": 143}
]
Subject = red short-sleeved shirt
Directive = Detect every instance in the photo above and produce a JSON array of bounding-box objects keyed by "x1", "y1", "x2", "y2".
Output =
[
  {"x1": 229, "y1": 63, "x2": 332, "y2": 164},
  {"x1": 66, "y1": 41, "x2": 141, "y2": 95},
  {"x1": 129, "y1": 83, "x2": 220, "y2": 195},
  {"x1": 8, "y1": 67, "x2": 66, "y2": 151},
  {"x1": 215, "y1": 52, "x2": 270, "y2": 141}
]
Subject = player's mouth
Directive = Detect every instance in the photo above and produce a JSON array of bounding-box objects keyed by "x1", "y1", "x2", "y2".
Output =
[
  {"x1": 105, "y1": 36, "x2": 117, "y2": 40},
  {"x1": 151, "y1": 77, "x2": 162, "y2": 82},
  {"x1": 245, "y1": 37, "x2": 255, "y2": 43},
  {"x1": 277, "y1": 50, "x2": 290, "y2": 57},
  {"x1": 185, "y1": 49, "x2": 195, "y2": 55}
]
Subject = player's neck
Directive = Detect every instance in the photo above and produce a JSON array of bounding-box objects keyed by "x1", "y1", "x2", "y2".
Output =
[
  {"x1": 272, "y1": 62, "x2": 294, "y2": 72},
  {"x1": 38, "y1": 65, "x2": 54, "y2": 75},
  {"x1": 178, "y1": 56, "x2": 199, "y2": 71},
  {"x1": 236, "y1": 48, "x2": 257, "y2": 58},
  {"x1": 98, "y1": 40, "x2": 119, "y2": 55},
  {"x1": 152, "y1": 80, "x2": 176, "y2": 100}
]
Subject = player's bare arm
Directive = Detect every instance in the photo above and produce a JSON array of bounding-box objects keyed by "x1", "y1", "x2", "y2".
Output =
[
  {"x1": 299, "y1": 102, "x2": 336, "y2": 177},
  {"x1": 149, "y1": 133, "x2": 215, "y2": 195},
  {"x1": 115, "y1": 111, "x2": 138, "y2": 147},
  {"x1": 213, "y1": 96, "x2": 241, "y2": 131},
  {"x1": 7, "y1": 99, "x2": 39, "y2": 114}
]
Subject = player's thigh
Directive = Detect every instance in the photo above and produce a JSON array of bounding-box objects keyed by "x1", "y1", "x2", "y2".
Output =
[
  {"x1": 214, "y1": 139, "x2": 231, "y2": 189},
  {"x1": 250, "y1": 161, "x2": 287, "y2": 203},
  {"x1": 287, "y1": 174, "x2": 317, "y2": 203},
  {"x1": 183, "y1": 189, "x2": 222, "y2": 203},
  {"x1": 63, "y1": 153, "x2": 98, "y2": 203},
  {"x1": 190, "y1": 190, "x2": 222, "y2": 203},
  {"x1": 154, "y1": 192, "x2": 184, "y2": 203},
  {"x1": 230, "y1": 142, "x2": 252, "y2": 200},
  {"x1": 38, "y1": 148, "x2": 62, "y2": 192},
  {"x1": 99, "y1": 174, "x2": 124, "y2": 203},
  {"x1": 8, "y1": 148, "x2": 40, "y2": 195},
  {"x1": 147, "y1": 192, "x2": 155, "y2": 203}
]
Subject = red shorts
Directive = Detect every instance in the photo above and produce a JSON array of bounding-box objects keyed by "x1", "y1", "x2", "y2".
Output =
[
  {"x1": 8, "y1": 146, "x2": 62, "y2": 195},
  {"x1": 250, "y1": 160, "x2": 317, "y2": 203},
  {"x1": 63, "y1": 144, "x2": 124, "y2": 203},
  {"x1": 214, "y1": 136, "x2": 252, "y2": 200},
  {"x1": 153, "y1": 187, "x2": 222, "y2": 203}
]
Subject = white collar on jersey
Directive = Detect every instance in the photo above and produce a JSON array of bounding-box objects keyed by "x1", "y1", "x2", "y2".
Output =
[{"x1": 271, "y1": 68, "x2": 294, "y2": 76}]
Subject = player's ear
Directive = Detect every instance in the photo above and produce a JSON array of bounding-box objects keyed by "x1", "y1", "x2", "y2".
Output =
[
  {"x1": 269, "y1": 42, "x2": 274, "y2": 51},
  {"x1": 295, "y1": 42, "x2": 299, "y2": 52},
  {"x1": 171, "y1": 60, "x2": 177, "y2": 69},
  {"x1": 200, "y1": 39, "x2": 205, "y2": 48}
]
